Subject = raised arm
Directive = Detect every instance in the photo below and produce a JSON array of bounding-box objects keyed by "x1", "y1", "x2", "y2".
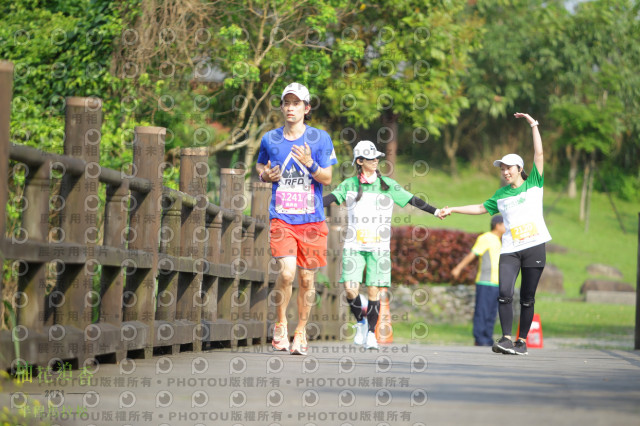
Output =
[{"x1": 514, "y1": 112, "x2": 543, "y2": 175}]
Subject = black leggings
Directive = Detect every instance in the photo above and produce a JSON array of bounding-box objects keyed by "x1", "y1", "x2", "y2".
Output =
[{"x1": 498, "y1": 244, "x2": 546, "y2": 339}]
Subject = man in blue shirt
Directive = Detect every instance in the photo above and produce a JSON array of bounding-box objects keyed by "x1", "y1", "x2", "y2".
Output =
[{"x1": 256, "y1": 83, "x2": 337, "y2": 355}]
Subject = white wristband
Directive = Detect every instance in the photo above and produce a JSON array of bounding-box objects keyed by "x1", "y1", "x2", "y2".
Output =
[
  {"x1": 434, "y1": 208, "x2": 440, "y2": 217},
  {"x1": 530, "y1": 120, "x2": 539, "y2": 128}
]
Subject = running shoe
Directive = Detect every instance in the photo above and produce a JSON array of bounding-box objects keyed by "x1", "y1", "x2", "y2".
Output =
[
  {"x1": 290, "y1": 330, "x2": 308, "y2": 355},
  {"x1": 514, "y1": 339, "x2": 528, "y2": 355},
  {"x1": 353, "y1": 318, "x2": 368, "y2": 346},
  {"x1": 364, "y1": 331, "x2": 379, "y2": 350},
  {"x1": 492, "y1": 336, "x2": 515, "y2": 355},
  {"x1": 272, "y1": 322, "x2": 289, "y2": 352}
]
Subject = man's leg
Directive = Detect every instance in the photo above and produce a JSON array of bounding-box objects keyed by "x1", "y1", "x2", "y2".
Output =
[
  {"x1": 274, "y1": 257, "x2": 298, "y2": 324},
  {"x1": 296, "y1": 267, "x2": 317, "y2": 333},
  {"x1": 271, "y1": 256, "x2": 297, "y2": 351}
]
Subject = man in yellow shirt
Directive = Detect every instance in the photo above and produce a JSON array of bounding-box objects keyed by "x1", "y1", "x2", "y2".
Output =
[{"x1": 452, "y1": 215, "x2": 505, "y2": 346}]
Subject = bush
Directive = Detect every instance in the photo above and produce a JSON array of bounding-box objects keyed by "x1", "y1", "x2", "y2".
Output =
[{"x1": 390, "y1": 226, "x2": 480, "y2": 285}]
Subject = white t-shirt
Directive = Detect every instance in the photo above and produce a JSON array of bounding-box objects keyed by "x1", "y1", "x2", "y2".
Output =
[
  {"x1": 483, "y1": 164, "x2": 552, "y2": 253},
  {"x1": 331, "y1": 176, "x2": 413, "y2": 252}
]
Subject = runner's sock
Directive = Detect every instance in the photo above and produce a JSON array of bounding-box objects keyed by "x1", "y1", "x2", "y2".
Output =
[
  {"x1": 366, "y1": 300, "x2": 380, "y2": 333},
  {"x1": 347, "y1": 296, "x2": 364, "y2": 322}
]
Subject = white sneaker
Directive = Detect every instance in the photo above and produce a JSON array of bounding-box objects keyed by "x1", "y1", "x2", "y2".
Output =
[
  {"x1": 365, "y1": 331, "x2": 379, "y2": 350},
  {"x1": 353, "y1": 319, "x2": 368, "y2": 345}
]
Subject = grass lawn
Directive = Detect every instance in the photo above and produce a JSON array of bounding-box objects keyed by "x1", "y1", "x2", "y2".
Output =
[{"x1": 385, "y1": 159, "x2": 639, "y2": 348}]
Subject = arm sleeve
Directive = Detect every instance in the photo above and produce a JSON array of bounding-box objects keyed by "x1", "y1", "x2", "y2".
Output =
[
  {"x1": 408, "y1": 196, "x2": 437, "y2": 215},
  {"x1": 316, "y1": 131, "x2": 338, "y2": 168},
  {"x1": 529, "y1": 162, "x2": 544, "y2": 187},
  {"x1": 471, "y1": 234, "x2": 487, "y2": 256},
  {"x1": 257, "y1": 135, "x2": 268, "y2": 164},
  {"x1": 323, "y1": 193, "x2": 338, "y2": 207},
  {"x1": 384, "y1": 178, "x2": 414, "y2": 207},
  {"x1": 483, "y1": 193, "x2": 499, "y2": 215}
]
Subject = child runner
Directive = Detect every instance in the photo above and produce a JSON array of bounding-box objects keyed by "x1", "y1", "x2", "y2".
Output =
[{"x1": 324, "y1": 140, "x2": 443, "y2": 349}]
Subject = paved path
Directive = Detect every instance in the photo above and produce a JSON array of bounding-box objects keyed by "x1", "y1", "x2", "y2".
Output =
[{"x1": 1, "y1": 342, "x2": 639, "y2": 426}]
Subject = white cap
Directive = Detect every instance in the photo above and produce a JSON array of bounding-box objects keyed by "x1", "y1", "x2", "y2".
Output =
[
  {"x1": 281, "y1": 83, "x2": 310, "y2": 103},
  {"x1": 493, "y1": 153, "x2": 524, "y2": 169},
  {"x1": 352, "y1": 140, "x2": 385, "y2": 165}
]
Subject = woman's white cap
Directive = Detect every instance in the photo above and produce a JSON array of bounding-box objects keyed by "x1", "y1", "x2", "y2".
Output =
[
  {"x1": 352, "y1": 140, "x2": 385, "y2": 165},
  {"x1": 281, "y1": 83, "x2": 310, "y2": 103},
  {"x1": 493, "y1": 153, "x2": 524, "y2": 169}
]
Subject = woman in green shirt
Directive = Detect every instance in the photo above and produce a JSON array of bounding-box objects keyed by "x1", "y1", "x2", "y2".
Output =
[{"x1": 440, "y1": 113, "x2": 551, "y2": 355}]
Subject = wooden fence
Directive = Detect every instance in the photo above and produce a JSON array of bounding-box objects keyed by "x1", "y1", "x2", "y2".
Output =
[{"x1": 0, "y1": 61, "x2": 346, "y2": 371}]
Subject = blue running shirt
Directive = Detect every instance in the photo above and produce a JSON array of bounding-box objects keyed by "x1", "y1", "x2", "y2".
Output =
[{"x1": 258, "y1": 125, "x2": 337, "y2": 225}]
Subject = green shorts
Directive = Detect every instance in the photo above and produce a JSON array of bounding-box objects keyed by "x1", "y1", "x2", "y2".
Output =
[{"x1": 340, "y1": 249, "x2": 392, "y2": 287}]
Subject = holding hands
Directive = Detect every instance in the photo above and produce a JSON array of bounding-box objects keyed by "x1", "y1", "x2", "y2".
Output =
[{"x1": 437, "y1": 207, "x2": 452, "y2": 219}]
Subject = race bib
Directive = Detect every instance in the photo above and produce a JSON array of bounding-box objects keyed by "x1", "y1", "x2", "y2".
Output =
[
  {"x1": 356, "y1": 229, "x2": 380, "y2": 245},
  {"x1": 275, "y1": 185, "x2": 315, "y2": 214},
  {"x1": 510, "y1": 222, "x2": 539, "y2": 246}
]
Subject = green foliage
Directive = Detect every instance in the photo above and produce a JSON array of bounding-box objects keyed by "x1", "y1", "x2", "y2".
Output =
[
  {"x1": 322, "y1": 0, "x2": 482, "y2": 137},
  {"x1": 550, "y1": 100, "x2": 622, "y2": 154},
  {"x1": 0, "y1": 0, "x2": 137, "y2": 171}
]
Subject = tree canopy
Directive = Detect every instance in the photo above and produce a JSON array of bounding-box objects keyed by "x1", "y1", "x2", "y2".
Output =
[{"x1": 1, "y1": 0, "x2": 638, "y2": 199}]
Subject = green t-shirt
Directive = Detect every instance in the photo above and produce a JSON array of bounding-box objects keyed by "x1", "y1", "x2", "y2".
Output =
[
  {"x1": 331, "y1": 176, "x2": 413, "y2": 252},
  {"x1": 483, "y1": 163, "x2": 551, "y2": 253}
]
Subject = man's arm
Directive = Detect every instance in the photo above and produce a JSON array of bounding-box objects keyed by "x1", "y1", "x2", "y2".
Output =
[
  {"x1": 451, "y1": 251, "x2": 477, "y2": 280},
  {"x1": 256, "y1": 160, "x2": 281, "y2": 183},
  {"x1": 291, "y1": 143, "x2": 332, "y2": 185}
]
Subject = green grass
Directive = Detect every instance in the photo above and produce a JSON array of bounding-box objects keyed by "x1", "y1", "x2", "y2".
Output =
[{"x1": 385, "y1": 160, "x2": 638, "y2": 348}]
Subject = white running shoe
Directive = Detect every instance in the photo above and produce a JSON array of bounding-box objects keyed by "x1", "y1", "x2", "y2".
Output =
[
  {"x1": 353, "y1": 319, "x2": 368, "y2": 345},
  {"x1": 365, "y1": 331, "x2": 379, "y2": 350}
]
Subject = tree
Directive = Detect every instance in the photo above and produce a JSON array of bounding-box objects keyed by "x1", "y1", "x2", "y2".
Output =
[
  {"x1": 442, "y1": 0, "x2": 567, "y2": 176},
  {"x1": 550, "y1": 0, "x2": 638, "y2": 202},
  {"x1": 320, "y1": 0, "x2": 481, "y2": 177},
  {"x1": 120, "y1": 0, "x2": 361, "y2": 170}
]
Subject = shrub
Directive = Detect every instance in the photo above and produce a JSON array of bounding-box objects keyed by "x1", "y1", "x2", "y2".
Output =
[{"x1": 390, "y1": 226, "x2": 480, "y2": 285}]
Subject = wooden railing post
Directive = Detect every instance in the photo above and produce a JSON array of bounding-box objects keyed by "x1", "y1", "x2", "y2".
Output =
[
  {"x1": 251, "y1": 182, "x2": 272, "y2": 344},
  {"x1": 175, "y1": 148, "x2": 208, "y2": 352},
  {"x1": 124, "y1": 126, "x2": 164, "y2": 358},
  {"x1": 219, "y1": 169, "x2": 245, "y2": 347},
  {"x1": 56, "y1": 97, "x2": 102, "y2": 342},
  {"x1": 101, "y1": 181, "x2": 130, "y2": 326},
  {"x1": 202, "y1": 195, "x2": 223, "y2": 343},
  {"x1": 156, "y1": 195, "x2": 181, "y2": 323},
  {"x1": 97, "y1": 179, "x2": 129, "y2": 363},
  {"x1": 328, "y1": 203, "x2": 348, "y2": 339},
  {"x1": 0, "y1": 61, "x2": 13, "y2": 327},
  {"x1": 17, "y1": 160, "x2": 51, "y2": 333}
]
